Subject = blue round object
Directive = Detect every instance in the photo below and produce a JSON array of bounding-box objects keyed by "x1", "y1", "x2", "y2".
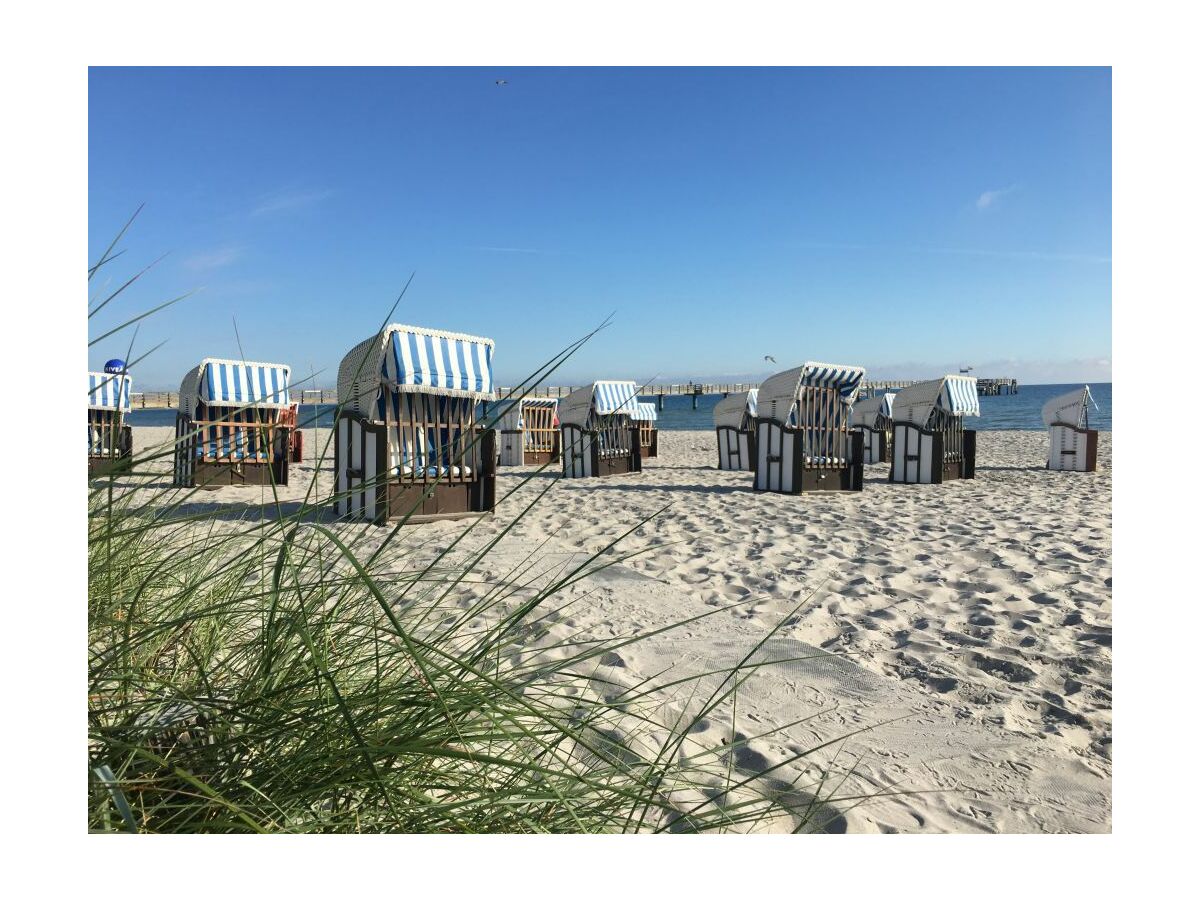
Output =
[{"x1": 103, "y1": 358, "x2": 127, "y2": 374}]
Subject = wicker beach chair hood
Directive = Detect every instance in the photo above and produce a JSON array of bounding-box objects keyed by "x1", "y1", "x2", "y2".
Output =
[
  {"x1": 1041, "y1": 386, "x2": 1095, "y2": 428},
  {"x1": 558, "y1": 380, "x2": 639, "y2": 428},
  {"x1": 178, "y1": 359, "x2": 292, "y2": 418},
  {"x1": 713, "y1": 389, "x2": 758, "y2": 429},
  {"x1": 756, "y1": 362, "x2": 866, "y2": 424},
  {"x1": 849, "y1": 392, "x2": 896, "y2": 429},
  {"x1": 337, "y1": 324, "x2": 496, "y2": 416},
  {"x1": 89, "y1": 371, "x2": 132, "y2": 411},
  {"x1": 892, "y1": 376, "x2": 980, "y2": 428}
]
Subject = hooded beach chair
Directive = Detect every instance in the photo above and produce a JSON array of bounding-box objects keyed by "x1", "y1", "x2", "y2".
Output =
[
  {"x1": 889, "y1": 375, "x2": 979, "y2": 484},
  {"x1": 559, "y1": 381, "x2": 642, "y2": 479},
  {"x1": 631, "y1": 401, "x2": 659, "y2": 460},
  {"x1": 1043, "y1": 386, "x2": 1099, "y2": 472},
  {"x1": 334, "y1": 324, "x2": 497, "y2": 523},
  {"x1": 173, "y1": 359, "x2": 296, "y2": 488},
  {"x1": 850, "y1": 392, "x2": 896, "y2": 465},
  {"x1": 499, "y1": 397, "x2": 560, "y2": 466},
  {"x1": 713, "y1": 389, "x2": 758, "y2": 471},
  {"x1": 752, "y1": 363, "x2": 866, "y2": 493},
  {"x1": 88, "y1": 370, "x2": 133, "y2": 476}
]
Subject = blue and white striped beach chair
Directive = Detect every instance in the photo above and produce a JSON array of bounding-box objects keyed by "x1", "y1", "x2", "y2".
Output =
[
  {"x1": 88, "y1": 371, "x2": 133, "y2": 475},
  {"x1": 630, "y1": 401, "x2": 659, "y2": 460},
  {"x1": 173, "y1": 359, "x2": 295, "y2": 488},
  {"x1": 849, "y1": 391, "x2": 896, "y2": 465},
  {"x1": 714, "y1": 389, "x2": 758, "y2": 471},
  {"x1": 498, "y1": 397, "x2": 560, "y2": 466},
  {"x1": 334, "y1": 324, "x2": 497, "y2": 523},
  {"x1": 559, "y1": 381, "x2": 642, "y2": 479},
  {"x1": 1043, "y1": 386, "x2": 1099, "y2": 472},
  {"x1": 751, "y1": 363, "x2": 866, "y2": 493},
  {"x1": 889, "y1": 376, "x2": 979, "y2": 484}
]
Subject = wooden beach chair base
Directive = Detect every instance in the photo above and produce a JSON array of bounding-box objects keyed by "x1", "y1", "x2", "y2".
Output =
[
  {"x1": 1048, "y1": 424, "x2": 1098, "y2": 472},
  {"x1": 890, "y1": 425, "x2": 977, "y2": 484},
  {"x1": 191, "y1": 459, "x2": 290, "y2": 490},
  {"x1": 560, "y1": 424, "x2": 643, "y2": 479},
  {"x1": 640, "y1": 427, "x2": 659, "y2": 460},
  {"x1": 88, "y1": 424, "x2": 132, "y2": 478},
  {"x1": 751, "y1": 421, "x2": 864, "y2": 494},
  {"x1": 334, "y1": 411, "x2": 497, "y2": 525}
]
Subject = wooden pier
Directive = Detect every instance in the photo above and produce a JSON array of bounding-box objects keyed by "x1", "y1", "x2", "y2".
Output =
[{"x1": 128, "y1": 377, "x2": 1017, "y2": 410}]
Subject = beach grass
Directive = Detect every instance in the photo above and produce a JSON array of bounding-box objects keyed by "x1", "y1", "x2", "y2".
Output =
[{"x1": 88, "y1": 226, "x2": 861, "y2": 834}]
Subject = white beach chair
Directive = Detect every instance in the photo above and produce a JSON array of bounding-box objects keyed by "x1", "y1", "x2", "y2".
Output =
[
  {"x1": 713, "y1": 389, "x2": 758, "y2": 471},
  {"x1": 850, "y1": 392, "x2": 895, "y2": 465},
  {"x1": 631, "y1": 401, "x2": 659, "y2": 459},
  {"x1": 173, "y1": 359, "x2": 296, "y2": 488},
  {"x1": 890, "y1": 375, "x2": 979, "y2": 484},
  {"x1": 1043, "y1": 386, "x2": 1099, "y2": 472},
  {"x1": 88, "y1": 371, "x2": 133, "y2": 476},
  {"x1": 559, "y1": 381, "x2": 642, "y2": 479},
  {"x1": 334, "y1": 324, "x2": 497, "y2": 523},
  {"x1": 752, "y1": 363, "x2": 866, "y2": 493},
  {"x1": 499, "y1": 397, "x2": 560, "y2": 466}
]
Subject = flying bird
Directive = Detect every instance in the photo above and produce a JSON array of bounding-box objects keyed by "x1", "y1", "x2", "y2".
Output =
[
  {"x1": 764, "y1": 355, "x2": 777, "y2": 364},
  {"x1": 495, "y1": 79, "x2": 508, "y2": 86}
]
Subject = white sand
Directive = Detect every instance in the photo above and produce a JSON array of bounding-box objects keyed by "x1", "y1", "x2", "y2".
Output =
[{"x1": 126, "y1": 426, "x2": 1112, "y2": 833}]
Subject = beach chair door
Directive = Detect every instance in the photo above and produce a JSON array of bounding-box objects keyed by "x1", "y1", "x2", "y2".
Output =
[
  {"x1": 891, "y1": 424, "x2": 939, "y2": 484},
  {"x1": 561, "y1": 424, "x2": 593, "y2": 478},
  {"x1": 335, "y1": 413, "x2": 388, "y2": 522},
  {"x1": 754, "y1": 421, "x2": 794, "y2": 492},
  {"x1": 1048, "y1": 424, "x2": 1094, "y2": 472}
]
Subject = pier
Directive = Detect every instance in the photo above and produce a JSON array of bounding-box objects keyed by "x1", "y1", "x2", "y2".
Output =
[{"x1": 128, "y1": 377, "x2": 1017, "y2": 410}]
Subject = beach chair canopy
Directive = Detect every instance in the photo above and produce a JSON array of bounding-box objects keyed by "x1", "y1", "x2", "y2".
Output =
[
  {"x1": 713, "y1": 389, "x2": 758, "y2": 429},
  {"x1": 1041, "y1": 386, "x2": 1095, "y2": 428},
  {"x1": 338, "y1": 324, "x2": 495, "y2": 416},
  {"x1": 630, "y1": 401, "x2": 658, "y2": 423},
  {"x1": 849, "y1": 392, "x2": 895, "y2": 429},
  {"x1": 89, "y1": 371, "x2": 132, "y2": 412},
  {"x1": 559, "y1": 381, "x2": 639, "y2": 427},
  {"x1": 892, "y1": 376, "x2": 980, "y2": 427},
  {"x1": 179, "y1": 359, "x2": 292, "y2": 417},
  {"x1": 499, "y1": 396, "x2": 558, "y2": 430},
  {"x1": 756, "y1": 363, "x2": 866, "y2": 424}
]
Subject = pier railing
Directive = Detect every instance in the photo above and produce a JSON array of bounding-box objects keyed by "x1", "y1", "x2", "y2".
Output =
[{"x1": 127, "y1": 379, "x2": 1017, "y2": 409}]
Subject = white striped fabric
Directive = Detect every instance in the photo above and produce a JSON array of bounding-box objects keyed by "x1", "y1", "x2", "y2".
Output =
[
  {"x1": 941, "y1": 375, "x2": 980, "y2": 417},
  {"x1": 757, "y1": 362, "x2": 865, "y2": 423},
  {"x1": 88, "y1": 372, "x2": 132, "y2": 411},
  {"x1": 713, "y1": 390, "x2": 756, "y2": 429},
  {"x1": 1041, "y1": 386, "x2": 1093, "y2": 427},
  {"x1": 850, "y1": 392, "x2": 895, "y2": 429},
  {"x1": 338, "y1": 324, "x2": 496, "y2": 414},
  {"x1": 198, "y1": 360, "x2": 291, "y2": 408},
  {"x1": 893, "y1": 376, "x2": 979, "y2": 427},
  {"x1": 559, "y1": 381, "x2": 639, "y2": 427},
  {"x1": 631, "y1": 401, "x2": 658, "y2": 422},
  {"x1": 383, "y1": 327, "x2": 493, "y2": 397}
]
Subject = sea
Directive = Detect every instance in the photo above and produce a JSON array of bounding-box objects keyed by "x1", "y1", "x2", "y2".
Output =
[{"x1": 126, "y1": 383, "x2": 1112, "y2": 432}]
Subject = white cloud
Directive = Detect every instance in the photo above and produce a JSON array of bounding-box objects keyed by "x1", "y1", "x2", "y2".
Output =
[
  {"x1": 183, "y1": 245, "x2": 243, "y2": 271},
  {"x1": 251, "y1": 188, "x2": 335, "y2": 217},
  {"x1": 976, "y1": 185, "x2": 1017, "y2": 210}
]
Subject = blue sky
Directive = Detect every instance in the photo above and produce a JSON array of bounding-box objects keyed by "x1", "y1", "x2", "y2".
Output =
[{"x1": 89, "y1": 67, "x2": 1111, "y2": 390}]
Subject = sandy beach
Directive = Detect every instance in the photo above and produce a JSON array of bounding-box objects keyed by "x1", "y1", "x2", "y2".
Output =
[{"x1": 126, "y1": 425, "x2": 1112, "y2": 833}]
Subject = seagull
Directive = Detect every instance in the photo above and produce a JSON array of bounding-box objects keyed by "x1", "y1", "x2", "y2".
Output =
[
  {"x1": 764, "y1": 355, "x2": 777, "y2": 364},
  {"x1": 495, "y1": 79, "x2": 508, "y2": 86}
]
